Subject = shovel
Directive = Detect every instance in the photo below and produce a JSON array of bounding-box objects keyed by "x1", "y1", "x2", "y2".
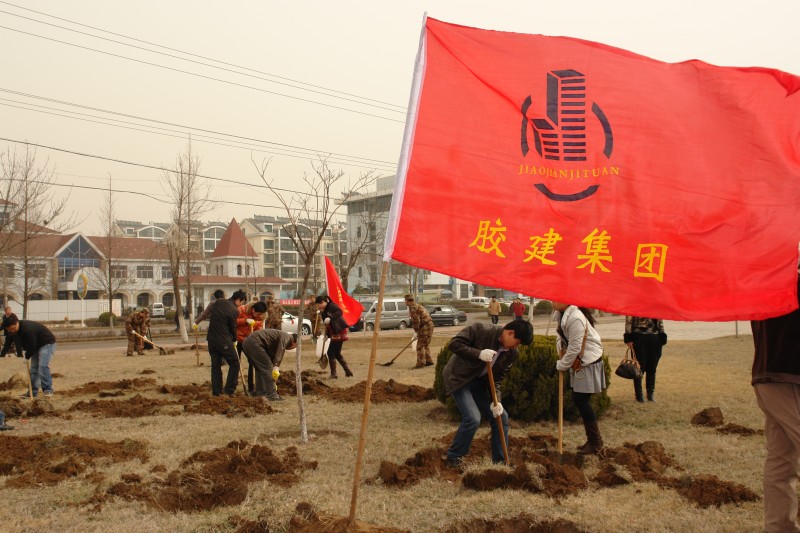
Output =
[
  {"x1": 316, "y1": 332, "x2": 329, "y2": 370},
  {"x1": 131, "y1": 330, "x2": 169, "y2": 355},
  {"x1": 378, "y1": 336, "x2": 416, "y2": 367},
  {"x1": 25, "y1": 358, "x2": 33, "y2": 399},
  {"x1": 558, "y1": 371, "x2": 564, "y2": 464},
  {"x1": 486, "y1": 361, "x2": 510, "y2": 466}
]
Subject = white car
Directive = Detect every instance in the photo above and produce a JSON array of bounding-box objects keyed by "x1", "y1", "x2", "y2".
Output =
[{"x1": 281, "y1": 312, "x2": 312, "y2": 335}]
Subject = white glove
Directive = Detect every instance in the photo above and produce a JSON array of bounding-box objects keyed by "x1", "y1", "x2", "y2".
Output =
[
  {"x1": 490, "y1": 402, "x2": 504, "y2": 418},
  {"x1": 246, "y1": 318, "x2": 255, "y2": 325},
  {"x1": 323, "y1": 317, "x2": 331, "y2": 325},
  {"x1": 479, "y1": 349, "x2": 496, "y2": 362},
  {"x1": 272, "y1": 367, "x2": 280, "y2": 380}
]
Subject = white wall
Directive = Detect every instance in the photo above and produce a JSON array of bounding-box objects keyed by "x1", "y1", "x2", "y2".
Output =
[{"x1": 10, "y1": 299, "x2": 122, "y2": 322}]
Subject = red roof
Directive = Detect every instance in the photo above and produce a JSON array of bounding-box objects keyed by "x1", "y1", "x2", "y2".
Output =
[
  {"x1": 210, "y1": 218, "x2": 257, "y2": 258},
  {"x1": 88, "y1": 236, "x2": 171, "y2": 260}
]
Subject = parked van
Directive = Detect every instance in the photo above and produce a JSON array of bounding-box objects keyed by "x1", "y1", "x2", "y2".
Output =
[
  {"x1": 359, "y1": 298, "x2": 411, "y2": 331},
  {"x1": 469, "y1": 296, "x2": 491, "y2": 308},
  {"x1": 150, "y1": 303, "x2": 165, "y2": 318}
]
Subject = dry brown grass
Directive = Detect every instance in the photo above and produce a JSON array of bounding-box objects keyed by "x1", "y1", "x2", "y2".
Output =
[{"x1": 0, "y1": 327, "x2": 768, "y2": 532}]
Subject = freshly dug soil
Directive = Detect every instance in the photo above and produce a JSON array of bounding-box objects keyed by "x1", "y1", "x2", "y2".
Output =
[
  {"x1": 286, "y1": 502, "x2": 410, "y2": 533},
  {"x1": 691, "y1": 407, "x2": 724, "y2": 427},
  {"x1": 445, "y1": 515, "x2": 589, "y2": 533},
  {"x1": 61, "y1": 378, "x2": 157, "y2": 397}
]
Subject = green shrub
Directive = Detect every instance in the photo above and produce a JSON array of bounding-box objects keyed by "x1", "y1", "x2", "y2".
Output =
[
  {"x1": 433, "y1": 335, "x2": 611, "y2": 422},
  {"x1": 97, "y1": 312, "x2": 117, "y2": 327},
  {"x1": 534, "y1": 300, "x2": 553, "y2": 315},
  {"x1": 165, "y1": 310, "x2": 176, "y2": 320}
]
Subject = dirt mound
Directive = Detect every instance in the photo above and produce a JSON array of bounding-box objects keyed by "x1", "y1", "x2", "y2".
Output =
[
  {"x1": 158, "y1": 383, "x2": 210, "y2": 399},
  {"x1": 0, "y1": 373, "x2": 27, "y2": 391},
  {"x1": 660, "y1": 474, "x2": 760, "y2": 507},
  {"x1": 139, "y1": 369, "x2": 157, "y2": 375},
  {"x1": 183, "y1": 395, "x2": 274, "y2": 417},
  {"x1": 445, "y1": 514, "x2": 588, "y2": 533},
  {"x1": 691, "y1": 407, "x2": 724, "y2": 427},
  {"x1": 68, "y1": 394, "x2": 179, "y2": 418},
  {"x1": 273, "y1": 373, "x2": 434, "y2": 403},
  {"x1": 0, "y1": 432, "x2": 148, "y2": 487},
  {"x1": 62, "y1": 378, "x2": 157, "y2": 397},
  {"x1": 716, "y1": 423, "x2": 764, "y2": 436},
  {"x1": 377, "y1": 447, "x2": 462, "y2": 486},
  {"x1": 598, "y1": 441, "x2": 675, "y2": 482},
  {"x1": 463, "y1": 460, "x2": 587, "y2": 497},
  {"x1": 286, "y1": 501, "x2": 410, "y2": 533},
  {"x1": 95, "y1": 441, "x2": 315, "y2": 513},
  {"x1": 0, "y1": 396, "x2": 65, "y2": 419}
]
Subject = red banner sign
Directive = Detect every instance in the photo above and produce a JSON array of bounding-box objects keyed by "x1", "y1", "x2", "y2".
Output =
[{"x1": 385, "y1": 17, "x2": 800, "y2": 321}]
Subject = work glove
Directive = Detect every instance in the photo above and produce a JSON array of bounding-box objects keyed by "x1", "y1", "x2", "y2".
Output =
[
  {"x1": 323, "y1": 317, "x2": 331, "y2": 325},
  {"x1": 192, "y1": 323, "x2": 198, "y2": 331},
  {"x1": 233, "y1": 341, "x2": 238, "y2": 350},
  {"x1": 490, "y1": 402, "x2": 504, "y2": 418},
  {"x1": 246, "y1": 318, "x2": 255, "y2": 326},
  {"x1": 479, "y1": 349, "x2": 497, "y2": 362},
  {"x1": 272, "y1": 367, "x2": 280, "y2": 380}
]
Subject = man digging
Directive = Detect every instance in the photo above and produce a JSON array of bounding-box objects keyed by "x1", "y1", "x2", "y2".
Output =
[{"x1": 241, "y1": 329, "x2": 297, "y2": 401}]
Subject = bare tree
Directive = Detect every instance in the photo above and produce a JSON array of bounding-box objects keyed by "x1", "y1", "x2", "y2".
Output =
[
  {"x1": 253, "y1": 155, "x2": 377, "y2": 443},
  {"x1": 88, "y1": 175, "x2": 128, "y2": 329},
  {"x1": 334, "y1": 207, "x2": 387, "y2": 292},
  {"x1": 162, "y1": 142, "x2": 212, "y2": 342},
  {"x1": 0, "y1": 146, "x2": 75, "y2": 317}
]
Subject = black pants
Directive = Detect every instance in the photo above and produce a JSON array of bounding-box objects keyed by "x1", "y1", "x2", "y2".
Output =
[
  {"x1": 632, "y1": 332, "x2": 663, "y2": 391},
  {"x1": 573, "y1": 391, "x2": 597, "y2": 423},
  {"x1": 208, "y1": 341, "x2": 240, "y2": 395},
  {"x1": 328, "y1": 340, "x2": 348, "y2": 367},
  {"x1": 490, "y1": 314, "x2": 499, "y2": 324}
]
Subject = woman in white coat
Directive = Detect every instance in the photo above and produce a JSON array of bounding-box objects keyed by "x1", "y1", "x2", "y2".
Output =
[{"x1": 553, "y1": 302, "x2": 606, "y2": 455}]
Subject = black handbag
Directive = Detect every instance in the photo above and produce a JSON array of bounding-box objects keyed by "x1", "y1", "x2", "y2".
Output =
[{"x1": 615, "y1": 346, "x2": 643, "y2": 380}]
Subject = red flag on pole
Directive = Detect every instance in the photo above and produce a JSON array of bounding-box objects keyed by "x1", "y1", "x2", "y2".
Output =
[
  {"x1": 385, "y1": 17, "x2": 800, "y2": 321},
  {"x1": 324, "y1": 256, "x2": 363, "y2": 326}
]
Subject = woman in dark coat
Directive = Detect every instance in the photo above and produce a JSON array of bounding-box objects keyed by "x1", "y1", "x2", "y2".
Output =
[{"x1": 315, "y1": 296, "x2": 353, "y2": 379}]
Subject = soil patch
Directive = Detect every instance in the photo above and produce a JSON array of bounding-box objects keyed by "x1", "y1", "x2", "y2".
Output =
[
  {"x1": 61, "y1": 378, "x2": 157, "y2": 397},
  {"x1": 0, "y1": 374, "x2": 27, "y2": 391},
  {"x1": 660, "y1": 474, "x2": 760, "y2": 507},
  {"x1": 94, "y1": 440, "x2": 315, "y2": 513},
  {"x1": 158, "y1": 383, "x2": 210, "y2": 399},
  {"x1": 183, "y1": 395, "x2": 274, "y2": 417},
  {"x1": 0, "y1": 396, "x2": 65, "y2": 419},
  {"x1": 691, "y1": 407, "x2": 724, "y2": 427},
  {"x1": 0, "y1": 432, "x2": 148, "y2": 487},
  {"x1": 275, "y1": 372, "x2": 434, "y2": 403},
  {"x1": 140, "y1": 369, "x2": 157, "y2": 375},
  {"x1": 445, "y1": 514, "x2": 588, "y2": 533},
  {"x1": 284, "y1": 501, "x2": 410, "y2": 533},
  {"x1": 716, "y1": 423, "x2": 764, "y2": 436},
  {"x1": 68, "y1": 394, "x2": 179, "y2": 418}
]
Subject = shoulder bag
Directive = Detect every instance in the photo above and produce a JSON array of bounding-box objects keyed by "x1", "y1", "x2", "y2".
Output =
[{"x1": 615, "y1": 346, "x2": 643, "y2": 380}]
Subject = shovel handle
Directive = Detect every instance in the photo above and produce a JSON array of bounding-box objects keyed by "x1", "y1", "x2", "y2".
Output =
[
  {"x1": 486, "y1": 361, "x2": 510, "y2": 466},
  {"x1": 558, "y1": 371, "x2": 564, "y2": 457}
]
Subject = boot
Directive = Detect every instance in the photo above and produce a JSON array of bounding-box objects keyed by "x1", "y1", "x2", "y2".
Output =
[
  {"x1": 340, "y1": 360, "x2": 354, "y2": 378},
  {"x1": 647, "y1": 389, "x2": 656, "y2": 402},
  {"x1": 633, "y1": 378, "x2": 645, "y2": 403},
  {"x1": 329, "y1": 360, "x2": 338, "y2": 379},
  {"x1": 577, "y1": 421, "x2": 603, "y2": 455}
]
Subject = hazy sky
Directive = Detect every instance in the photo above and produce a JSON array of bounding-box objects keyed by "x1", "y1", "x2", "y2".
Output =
[{"x1": 1, "y1": 1, "x2": 797, "y2": 234}]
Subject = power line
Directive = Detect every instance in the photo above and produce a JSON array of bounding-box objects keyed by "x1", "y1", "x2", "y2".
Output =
[
  {"x1": 0, "y1": 87, "x2": 397, "y2": 168},
  {"x1": 0, "y1": 0, "x2": 407, "y2": 111},
  {"x1": 0, "y1": 136, "x2": 380, "y2": 201},
  {"x1": 0, "y1": 24, "x2": 406, "y2": 124},
  {"x1": 0, "y1": 99, "x2": 397, "y2": 172}
]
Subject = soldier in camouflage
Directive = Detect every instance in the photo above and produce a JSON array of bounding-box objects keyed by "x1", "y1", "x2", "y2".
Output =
[
  {"x1": 405, "y1": 295, "x2": 434, "y2": 368},
  {"x1": 125, "y1": 309, "x2": 149, "y2": 356},
  {"x1": 265, "y1": 295, "x2": 285, "y2": 330}
]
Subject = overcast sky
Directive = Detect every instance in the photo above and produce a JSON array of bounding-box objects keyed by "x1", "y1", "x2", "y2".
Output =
[{"x1": 1, "y1": 0, "x2": 797, "y2": 235}]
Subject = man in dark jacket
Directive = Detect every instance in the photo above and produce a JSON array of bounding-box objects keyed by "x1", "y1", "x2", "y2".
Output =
[
  {"x1": 207, "y1": 290, "x2": 245, "y2": 396},
  {"x1": 5, "y1": 317, "x2": 57, "y2": 398},
  {"x1": 442, "y1": 320, "x2": 533, "y2": 467},
  {"x1": 1, "y1": 306, "x2": 19, "y2": 357},
  {"x1": 751, "y1": 272, "x2": 800, "y2": 533}
]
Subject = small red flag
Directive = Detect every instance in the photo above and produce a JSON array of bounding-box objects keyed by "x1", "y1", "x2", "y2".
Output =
[
  {"x1": 324, "y1": 256, "x2": 363, "y2": 326},
  {"x1": 385, "y1": 17, "x2": 800, "y2": 321}
]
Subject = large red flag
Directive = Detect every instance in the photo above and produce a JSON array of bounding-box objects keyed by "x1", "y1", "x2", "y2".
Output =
[
  {"x1": 385, "y1": 17, "x2": 800, "y2": 321},
  {"x1": 323, "y1": 256, "x2": 363, "y2": 326}
]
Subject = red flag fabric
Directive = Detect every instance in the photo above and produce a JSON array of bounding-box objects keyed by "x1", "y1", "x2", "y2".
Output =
[
  {"x1": 385, "y1": 17, "x2": 800, "y2": 321},
  {"x1": 324, "y1": 256, "x2": 363, "y2": 326}
]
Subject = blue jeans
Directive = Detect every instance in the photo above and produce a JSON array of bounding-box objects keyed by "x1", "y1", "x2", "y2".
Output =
[
  {"x1": 447, "y1": 378, "x2": 509, "y2": 463},
  {"x1": 31, "y1": 342, "x2": 56, "y2": 395}
]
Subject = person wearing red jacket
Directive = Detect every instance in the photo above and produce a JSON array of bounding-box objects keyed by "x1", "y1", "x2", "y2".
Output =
[
  {"x1": 510, "y1": 298, "x2": 526, "y2": 321},
  {"x1": 236, "y1": 301, "x2": 267, "y2": 394}
]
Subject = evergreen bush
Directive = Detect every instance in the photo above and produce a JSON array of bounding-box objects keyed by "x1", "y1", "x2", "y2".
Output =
[
  {"x1": 433, "y1": 335, "x2": 611, "y2": 422},
  {"x1": 97, "y1": 312, "x2": 117, "y2": 327},
  {"x1": 533, "y1": 300, "x2": 553, "y2": 315}
]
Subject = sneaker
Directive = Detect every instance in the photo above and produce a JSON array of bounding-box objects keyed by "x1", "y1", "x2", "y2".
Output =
[
  {"x1": 266, "y1": 394, "x2": 285, "y2": 402},
  {"x1": 425, "y1": 361, "x2": 434, "y2": 366},
  {"x1": 19, "y1": 393, "x2": 36, "y2": 399},
  {"x1": 43, "y1": 390, "x2": 54, "y2": 397},
  {"x1": 445, "y1": 456, "x2": 464, "y2": 468}
]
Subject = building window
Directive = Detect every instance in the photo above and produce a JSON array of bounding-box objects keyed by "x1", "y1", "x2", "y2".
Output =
[
  {"x1": 162, "y1": 293, "x2": 174, "y2": 307},
  {"x1": 26, "y1": 264, "x2": 47, "y2": 278},
  {"x1": 263, "y1": 239, "x2": 274, "y2": 250},
  {"x1": 245, "y1": 264, "x2": 250, "y2": 276},
  {"x1": 356, "y1": 226, "x2": 362, "y2": 238},
  {"x1": 263, "y1": 223, "x2": 273, "y2": 232},
  {"x1": 136, "y1": 293, "x2": 150, "y2": 307},
  {"x1": 358, "y1": 267, "x2": 362, "y2": 277},
  {"x1": 263, "y1": 252, "x2": 274, "y2": 264},
  {"x1": 125, "y1": 228, "x2": 134, "y2": 235},
  {"x1": 138, "y1": 226, "x2": 166, "y2": 240},
  {"x1": 236, "y1": 265, "x2": 242, "y2": 276},
  {"x1": 280, "y1": 253, "x2": 296, "y2": 265},
  {"x1": 136, "y1": 266, "x2": 154, "y2": 279},
  {"x1": 190, "y1": 265, "x2": 202, "y2": 276},
  {"x1": 281, "y1": 266, "x2": 297, "y2": 279},
  {"x1": 57, "y1": 236, "x2": 101, "y2": 281},
  {"x1": 161, "y1": 266, "x2": 172, "y2": 279},
  {"x1": 324, "y1": 242, "x2": 334, "y2": 253},
  {"x1": 324, "y1": 228, "x2": 332, "y2": 237},
  {"x1": 2, "y1": 263, "x2": 13, "y2": 278},
  {"x1": 111, "y1": 265, "x2": 128, "y2": 279},
  {"x1": 263, "y1": 267, "x2": 275, "y2": 277}
]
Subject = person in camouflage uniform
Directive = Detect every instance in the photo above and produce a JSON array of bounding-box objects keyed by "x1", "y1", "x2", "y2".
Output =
[
  {"x1": 125, "y1": 309, "x2": 149, "y2": 356},
  {"x1": 305, "y1": 298, "x2": 322, "y2": 339},
  {"x1": 265, "y1": 296, "x2": 285, "y2": 330},
  {"x1": 405, "y1": 295, "x2": 434, "y2": 368}
]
